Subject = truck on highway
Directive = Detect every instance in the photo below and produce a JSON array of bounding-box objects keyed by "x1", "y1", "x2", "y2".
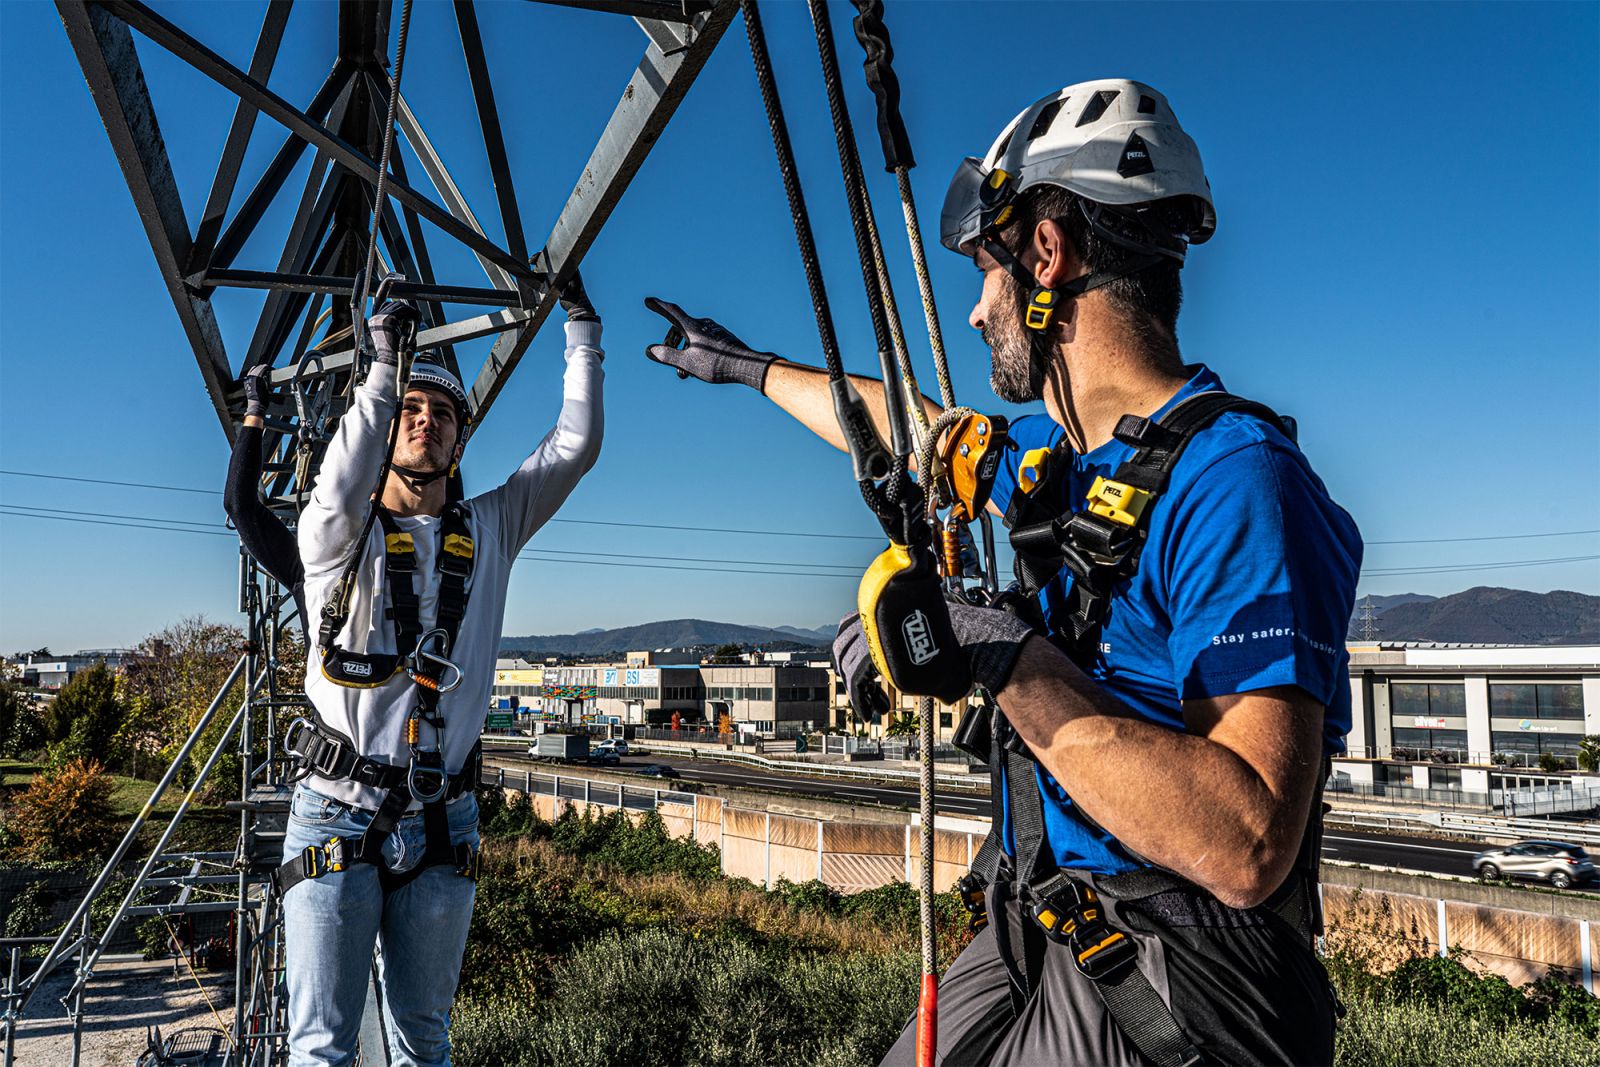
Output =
[{"x1": 530, "y1": 733, "x2": 589, "y2": 762}]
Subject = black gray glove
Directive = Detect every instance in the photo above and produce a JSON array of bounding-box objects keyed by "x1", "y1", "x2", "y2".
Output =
[
  {"x1": 832, "y1": 612, "x2": 892, "y2": 723},
  {"x1": 368, "y1": 299, "x2": 420, "y2": 367},
  {"x1": 558, "y1": 270, "x2": 598, "y2": 323},
  {"x1": 832, "y1": 596, "x2": 1035, "y2": 719},
  {"x1": 945, "y1": 597, "x2": 1036, "y2": 696},
  {"x1": 241, "y1": 363, "x2": 272, "y2": 419},
  {"x1": 643, "y1": 298, "x2": 782, "y2": 392}
]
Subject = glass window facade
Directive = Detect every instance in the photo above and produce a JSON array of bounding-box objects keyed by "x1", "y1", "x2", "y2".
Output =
[
  {"x1": 1490, "y1": 683, "x2": 1583, "y2": 720},
  {"x1": 1491, "y1": 732, "x2": 1580, "y2": 759},
  {"x1": 1392, "y1": 682, "x2": 1467, "y2": 719},
  {"x1": 1391, "y1": 727, "x2": 1468, "y2": 759}
]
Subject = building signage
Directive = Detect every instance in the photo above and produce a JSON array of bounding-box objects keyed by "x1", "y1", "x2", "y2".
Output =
[
  {"x1": 1517, "y1": 719, "x2": 1558, "y2": 733},
  {"x1": 1412, "y1": 716, "x2": 1448, "y2": 728},
  {"x1": 604, "y1": 669, "x2": 618, "y2": 687}
]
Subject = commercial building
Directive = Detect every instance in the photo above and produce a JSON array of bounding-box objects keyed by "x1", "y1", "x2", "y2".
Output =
[
  {"x1": 491, "y1": 659, "x2": 543, "y2": 709},
  {"x1": 1336, "y1": 644, "x2": 1600, "y2": 793},
  {"x1": 20, "y1": 651, "x2": 127, "y2": 690}
]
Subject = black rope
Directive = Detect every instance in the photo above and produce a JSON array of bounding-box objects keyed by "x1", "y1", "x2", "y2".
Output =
[
  {"x1": 739, "y1": 0, "x2": 847, "y2": 385},
  {"x1": 849, "y1": 0, "x2": 914, "y2": 171}
]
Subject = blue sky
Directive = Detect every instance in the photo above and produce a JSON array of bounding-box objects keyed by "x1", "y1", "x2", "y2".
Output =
[{"x1": 2, "y1": 1, "x2": 1597, "y2": 652}]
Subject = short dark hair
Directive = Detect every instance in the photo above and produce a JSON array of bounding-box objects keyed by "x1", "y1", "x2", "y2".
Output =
[{"x1": 1002, "y1": 184, "x2": 1187, "y2": 367}]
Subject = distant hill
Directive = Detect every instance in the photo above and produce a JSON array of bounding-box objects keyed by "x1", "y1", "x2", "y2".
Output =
[
  {"x1": 1350, "y1": 587, "x2": 1599, "y2": 645},
  {"x1": 501, "y1": 619, "x2": 829, "y2": 658}
]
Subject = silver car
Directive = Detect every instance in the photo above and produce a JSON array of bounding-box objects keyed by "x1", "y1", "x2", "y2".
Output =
[{"x1": 1472, "y1": 839, "x2": 1595, "y2": 889}]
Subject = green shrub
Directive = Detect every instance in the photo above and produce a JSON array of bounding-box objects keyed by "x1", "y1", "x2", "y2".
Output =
[
  {"x1": 1334, "y1": 995, "x2": 1600, "y2": 1067},
  {"x1": 3, "y1": 880, "x2": 52, "y2": 941},
  {"x1": 7, "y1": 758, "x2": 120, "y2": 861},
  {"x1": 774, "y1": 877, "x2": 842, "y2": 915},
  {"x1": 1524, "y1": 972, "x2": 1600, "y2": 1038},
  {"x1": 546, "y1": 807, "x2": 719, "y2": 881},
  {"x1": 1386, "y1": 953, "x2": 1527, "y2": 1030}
]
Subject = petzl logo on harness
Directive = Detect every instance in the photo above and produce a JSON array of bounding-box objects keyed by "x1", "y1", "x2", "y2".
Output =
[
  {"x1": 903, "y1": 610, "x2": 939, "y2": 666},
  {"x1": 344, "y1": 660, "x2": 373, "y2": 678}
]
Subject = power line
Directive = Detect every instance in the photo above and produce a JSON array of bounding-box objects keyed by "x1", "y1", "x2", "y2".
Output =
[
  {"x1": 0, "y1": 468, "x2": 883, "y2": 542},
  {"x1": 1366, "y1": 529, "x2": 1599, "y2": 546},
  {"x1": 0, "y1": 506, "x2": 861, "y2": 579},
  {"x1": 1361, "y1": 554, "x2": 1600, "y2": 576},
  {"x1": 4, "y1": 503, "x2": 230, "y2": 530},
  {"x1": 7, "y1": 467, "x2": 1597, "y2": 547}
]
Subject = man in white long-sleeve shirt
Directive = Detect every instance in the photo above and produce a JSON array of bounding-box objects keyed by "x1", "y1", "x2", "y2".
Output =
[{"x1": 279, "y1": 278, "x2": 604, "y2": 1066}]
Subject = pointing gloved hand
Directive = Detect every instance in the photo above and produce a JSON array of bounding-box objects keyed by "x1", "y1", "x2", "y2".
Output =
[
  {"x1": 831, "y1": 596, "x2": 1036, "y2": 718},
  {"x1": 643, "y1": 298, "x2": 782, "y2": 392},
  {"x1": 558, "y1": 270, "x2": 598, "y2": 323},
  {"x1": 368, "y1": 298, "x2": 421, "y2": 367},
  {"x1": 241, "y1": 363, "x2": 273, "y2": 420}
]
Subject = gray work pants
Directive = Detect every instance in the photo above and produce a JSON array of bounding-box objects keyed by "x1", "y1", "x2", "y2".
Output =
[{"x1": 881, "y1": 880, "x2": 1336, "y2": 1066}]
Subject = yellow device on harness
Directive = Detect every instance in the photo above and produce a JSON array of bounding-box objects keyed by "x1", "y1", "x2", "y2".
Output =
[{"x1": 857, "y1": 540, "x2": 972, "y2": 705}]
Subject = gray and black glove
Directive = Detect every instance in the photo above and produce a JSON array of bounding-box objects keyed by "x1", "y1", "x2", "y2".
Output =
[
  {"x1": 643, "y1": 298, "x2": 782, "y2": 392},
  {"x1": 832, "y1": 597, "x2": 1035, "y2": 715},
  {"x1": 831, "y1": 612, "x2": 892, "y2": 723},
  {"x1": 558, "y1": 270, "x2": 598, "y2": 323},
  {"x1": 368, "y1": 298, "x2": 420, "y2": 367},
  {"x1": 241, "y1": 363, "x2": 272, "y2": 420}
]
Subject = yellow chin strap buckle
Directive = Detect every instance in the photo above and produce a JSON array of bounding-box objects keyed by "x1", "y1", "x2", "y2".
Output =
[{"x1": 1025, "y1": 286, "x2": 1058, "y2": 331}]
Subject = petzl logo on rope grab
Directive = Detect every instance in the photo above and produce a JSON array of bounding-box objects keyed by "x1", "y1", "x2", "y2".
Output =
[{"x1": 903, "y1": 610, "x2": 939, "y2": 666}]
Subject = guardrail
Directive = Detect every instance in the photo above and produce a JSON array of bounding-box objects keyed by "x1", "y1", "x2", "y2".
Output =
[
  {"x1": 1325, "y1": 808, "x2": 1600, "y2": 846},
  {"x1": 480, "y1": 735, "x2": 985, "y2": 791}
]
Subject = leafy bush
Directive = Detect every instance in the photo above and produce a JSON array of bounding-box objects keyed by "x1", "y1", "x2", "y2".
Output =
[
  {"x1": 6, "y1": 758, "x2": 120, "y2": 861},
  {"x1": 546, "y1": 807, "x2": 719, "y2": 881},
  {"x1": 453, "y1": 927, "x2": 918, "y2": 1067},
  {"x1": 1333, "y1": 993, "x2": 1600, "y2": 1067},
  {"x1": 1386, "y1": 953, "x2": 1526, "y2": 1030},
  {"x1": 2, "y1": 879, "x2": 52, "y2": 940}
]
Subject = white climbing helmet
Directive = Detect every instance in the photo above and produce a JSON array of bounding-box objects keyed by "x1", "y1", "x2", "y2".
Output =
[{"x1": 940, "y1": 79, "x2": 1215, "y2": 260}]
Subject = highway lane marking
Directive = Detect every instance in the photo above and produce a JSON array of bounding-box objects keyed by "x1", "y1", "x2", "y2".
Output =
[{"x1": 1323, "y1": 835, "x2": 1480, "y2": 855}]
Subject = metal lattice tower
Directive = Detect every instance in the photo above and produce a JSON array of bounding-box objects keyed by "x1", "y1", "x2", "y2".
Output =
[{"x1": 3, "y1": 3, "x2": 736, "y2": 1063}]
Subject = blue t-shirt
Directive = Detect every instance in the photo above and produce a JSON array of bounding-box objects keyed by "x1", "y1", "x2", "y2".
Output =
[{"x1": 989, "y1": 365, "x2": 1363, "y2": 875}]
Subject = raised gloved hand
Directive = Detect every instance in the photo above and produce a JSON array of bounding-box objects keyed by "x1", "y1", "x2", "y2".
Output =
[
  {"x1": 643, "y1": 298, "x2": 782, "y2": 392},
  {"x1": 241, "y1": 363, "x2": 273, "y2": 420},
  {"x1": 558, "y1": 270, "x2": 598, "y2": 323},
  {"x1": 368, "y1": 298, "x2": 420, "y2": 366},
  {"x1": 832, "y1": 612, "x2": 892, "y2": 723},
  {"x1": 832, "y1": 596, "x2": 1035, "y2": 716}
]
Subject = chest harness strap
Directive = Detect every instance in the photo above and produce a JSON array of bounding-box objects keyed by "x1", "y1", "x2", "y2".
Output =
[
  {"x1": 277, "y1": 502, "x2": 480, "y2": 897},
  {"x1": 955, "y1": 393, "x2": 1324, "y2": 1067}
]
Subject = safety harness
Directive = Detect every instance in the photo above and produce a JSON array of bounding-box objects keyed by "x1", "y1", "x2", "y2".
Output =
[
  {"x1": 951, "y1": 391, "x2": 1329, "y2": 1067},
  {"x1": 276, "y1": 502, "x2": 481, "y2": 897}
]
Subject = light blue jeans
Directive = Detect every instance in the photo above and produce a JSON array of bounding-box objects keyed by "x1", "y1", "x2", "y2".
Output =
[{"x1": 282, "y1": 784, "x2": 479, "y2": 1067}]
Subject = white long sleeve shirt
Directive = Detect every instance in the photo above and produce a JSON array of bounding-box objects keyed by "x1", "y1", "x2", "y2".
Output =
[{"x1": 298, "y1": 320, "x2": 604, "y2": 810}]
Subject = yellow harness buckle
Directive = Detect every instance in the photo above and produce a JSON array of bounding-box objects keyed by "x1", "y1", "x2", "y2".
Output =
[
  {"x1": 384, "y1": 531, "x2": 415, "y2": 555},
  {"x1": 1085, "y1": 476, "x2": 1150, "y2": 527},
  {"x1": 443, "y1": 533, "x2": 475, "y2": 559},
  {"x1": 1017, "y1": 448, "x2": 1052, "y2": 495}
]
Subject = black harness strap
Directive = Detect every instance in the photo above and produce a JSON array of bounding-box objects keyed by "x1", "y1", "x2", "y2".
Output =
[{"x1": 283, "y1": 501, "x2": 480, "y2": 898}]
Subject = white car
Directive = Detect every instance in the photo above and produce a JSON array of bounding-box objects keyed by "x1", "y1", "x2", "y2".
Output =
[{"x1": 593, "y1": 738, "x2": 630, "y2": 757}]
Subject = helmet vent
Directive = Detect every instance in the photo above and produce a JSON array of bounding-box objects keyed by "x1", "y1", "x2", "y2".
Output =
[
  {"x1": 1027, "y1": 99, "x2": 1065, "y2": 141},
  {"x1": 1138, "y1": 94, "x2": 1157, "y2": 115},
  {"x1": 1075, "y1": 89, "x2": 1121, "y2": 127}
]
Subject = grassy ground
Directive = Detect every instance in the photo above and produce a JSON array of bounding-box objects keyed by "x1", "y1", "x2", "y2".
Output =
[{"x1": 451, "y1": 798, "x2": 1600, "y2": 1067}]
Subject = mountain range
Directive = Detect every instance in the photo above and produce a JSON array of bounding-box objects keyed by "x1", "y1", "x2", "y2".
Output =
[
  {"x1": 1348, "y1": 587, "x2": 1599, "y2": 645},
  {"x1": 501, "y1": 619, "x2": 835, "y2": 657},
  {"x1": 498, "y1": 588, "x2": 1598, "y2": 659}
]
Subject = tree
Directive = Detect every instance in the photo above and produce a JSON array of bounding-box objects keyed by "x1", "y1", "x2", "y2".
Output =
[
  {"x1": 119, "y1": 617, "x2": 249, "y2": 787},
  {"x1": 1577, "y1": 735, "x2": 1600, "y2": 774},
  {"x1": 43, "y1": 662, "x2": 122, "y2": 765},
  {"x1": 885, "y1": 712, "x2": 919, "y2": 739},
  {"x1": 7, "y1": 758, "x2": 121, "y2": 862},
  {"x1": 708, "y1": 644, "x2": 744, "y2": 664}
]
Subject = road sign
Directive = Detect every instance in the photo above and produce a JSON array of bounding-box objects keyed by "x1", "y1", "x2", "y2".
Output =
[{"x1": 485, "y1": 713, "x2": 515, "y2": 729}]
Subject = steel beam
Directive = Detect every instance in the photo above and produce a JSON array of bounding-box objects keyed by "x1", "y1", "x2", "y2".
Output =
[
  {"x1": 533, "y1": 0, "x2": 715, "y2": 22},
  {"x1": 106, "y1": 0, "x2": 538, "y2": 284},
  {"x1": 454, "y1": 1, "x2": 528, "y2": 263},
  {"x1": 199, "y1": 269, "x2": 521, "y2": 307},
  {"x1": 57, "y1": 1, "x2": 233, "y2": 437},
  {"x1": 188, "y1": 0, "x2": 292, "y2": 272},
  {"x1": 467, "y1": 0, "x2": 737, "y2": 416}
]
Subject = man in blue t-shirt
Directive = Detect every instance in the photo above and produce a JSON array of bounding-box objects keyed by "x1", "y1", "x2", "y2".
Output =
[{"x1": 645, "y1": 79, "x2": 1360, "y2": 1067}]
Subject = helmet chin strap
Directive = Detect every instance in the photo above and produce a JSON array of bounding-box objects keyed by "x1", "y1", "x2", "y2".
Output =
[{"x1": 390, "y1": 463, "x2": 451, "y2": 488}]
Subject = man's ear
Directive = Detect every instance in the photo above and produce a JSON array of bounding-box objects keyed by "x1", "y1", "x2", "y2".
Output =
[
  {"x1": 1031, "y1": 218, "x2": 1079, "y2": 290},
  {"x1": 452, "y1": 441, "x2": 465, "y2": 466}
]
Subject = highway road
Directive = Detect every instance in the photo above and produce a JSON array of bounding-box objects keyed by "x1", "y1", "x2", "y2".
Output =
[{"x1": 487, "y1": 748, "x2": 1598, "y2": 891}]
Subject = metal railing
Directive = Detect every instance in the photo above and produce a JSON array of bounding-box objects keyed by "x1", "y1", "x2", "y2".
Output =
[
  {"x1": 1340, "y1": 745, "x2": 1588, "y2": 772},
  {"x1": 1326, "y1": 778, "x2": 1600, "y2": 817}
]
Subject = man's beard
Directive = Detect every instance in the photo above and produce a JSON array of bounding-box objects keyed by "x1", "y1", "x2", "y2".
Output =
[
  {"x1": 396, "y1": 438, "x2": 451, "y2": 475},
  {"x1": 984, "y1": 279, "x2": 1047, "y2": 403}
]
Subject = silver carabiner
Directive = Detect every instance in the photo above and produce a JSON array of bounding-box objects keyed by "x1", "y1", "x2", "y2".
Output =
[
  {"x1": 408, "y1": 628, "x2": 463, "y2": 694},
  {"x1": 407, "y1": 755, "x2": 449, "y2": 804}
]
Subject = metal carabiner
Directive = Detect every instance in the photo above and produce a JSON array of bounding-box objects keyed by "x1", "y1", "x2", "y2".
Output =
[{"x1": 407, "y1": 628, "x2": 463, "y2": 694}]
